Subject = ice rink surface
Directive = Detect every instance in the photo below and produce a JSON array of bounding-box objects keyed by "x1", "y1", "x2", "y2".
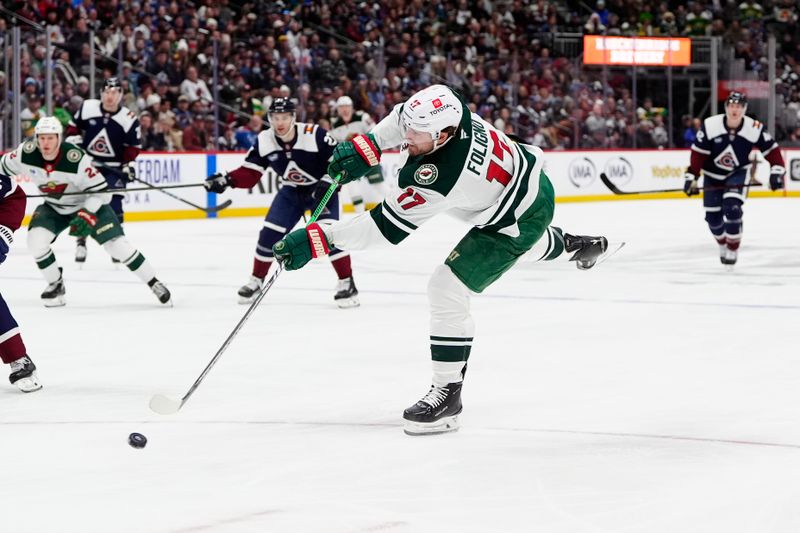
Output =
[{"x1": 1, "y1": 197, "x2": 799, "y2": 532}]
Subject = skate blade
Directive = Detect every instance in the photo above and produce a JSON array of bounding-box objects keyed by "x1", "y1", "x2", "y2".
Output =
[
  {"x1": 335, "y1": 296, "x2": 360, "y2": 309},
  {"x1": 238, "y1": 295, "x2": 256, "y2": 305},
  {"x1": 15, "y1": 376, "x2": 42, "y2": 393},
  {"x1": 578, "y1": 241, "x2": 626, "y2": 269},
  {"x1": 403, "y1": 415, "x2": 460, "y2": 436},
  {"x1": 43, "y1": 296, "x2": 66, "y2": 308}
]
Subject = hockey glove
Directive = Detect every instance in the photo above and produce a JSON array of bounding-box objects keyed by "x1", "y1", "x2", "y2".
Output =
[
  {"x1": 68, "y1": 209, "x2": 98, "y2": 237},
  {"x1": 327, "y1": 133, "x2": 381, "y2": 184},
  {"x1": 683, "y1": 172, "x2": 700, "y2": 197},
  {"x1": 121, "y1": 164, "x2": 136, "y2": 183},
  {"x1": 769, "y1": 165, "x2": 785, "y2": 191},
  {"x1": 0, "y1": 229, "x2": 10, "y2": 265},
  {"x1": 273, "y1": 223, "x2": 331, "y2": 271},
  {"x1": 204, "y1": 172, "x2": 232, "y2": 193}
]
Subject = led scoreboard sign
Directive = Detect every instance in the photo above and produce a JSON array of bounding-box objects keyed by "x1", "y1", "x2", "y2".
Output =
[{"x1": 583, "y1": 36, "x2": 692, "y2": 66}]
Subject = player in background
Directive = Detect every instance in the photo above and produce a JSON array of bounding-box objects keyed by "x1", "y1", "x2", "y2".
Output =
[
  {"x1": 0, "y1": 117, "x2": 171, "y2": 307},
  {"x1": 272, "y1": 85, "x2": 609, "y2": 435},
  {"x1": 330, "y1": 96, "x2": 387, "y2": 213},
  {"x1": 204, "y1": 97, "x2": 360, "y2": 307},
  {"x1": 0, "y1": 173, "x2": 42, "y2": 392},
  {"x1": 685, "y1": 91, "x2": 786, "y2": 266},
  {"x1": 65, "y1": 77, "x2": 141, "y2": 264}
]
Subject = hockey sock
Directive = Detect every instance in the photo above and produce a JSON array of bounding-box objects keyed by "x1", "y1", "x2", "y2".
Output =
[
  {"x1": 35, "y1": 250, "x2": 63, "y2": 283},
  {"x1": 330, "y1": 250, "x2": 352, "y2": 279},
  {"x1": 432, "y1": 360, "x2": 467, "y2": 386},
  {"x1": 525, "y1": 226, "x2": 566, "y2": 262},
  {"x1": 103, "y1": 238, "x2": 157, "y2": 283},
  {"x1": 0, "y1": 295, "x2": 26, "y2": 364},
  {"x1": 252, "y1": 257, "x2": 272, "y2": 279}
]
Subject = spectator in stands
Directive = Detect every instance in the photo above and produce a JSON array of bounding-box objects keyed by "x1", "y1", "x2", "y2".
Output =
[
  {"x1": 180, "y1": 65, "x2": 212, "y2": 104},
  {"x1": 20, "y1": 95, "x2": 43, "y2": 139},
  {"x1": 140, "y1": 111, "x2": 167, "y2": 151},
  {"x1": 174, "y1": 95, "x2": 193, "y2": 129},
  {"x1": 183, "y1": 114, "x2": 210, "y2": 151},
  {"x1": 235, "y1": 115, "x2": 263, "y2": 150}
]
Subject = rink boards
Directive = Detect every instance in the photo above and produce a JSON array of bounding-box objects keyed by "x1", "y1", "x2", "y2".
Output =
[{"x1": 15, "y1": 148, "x2": 800, "y2": 223}]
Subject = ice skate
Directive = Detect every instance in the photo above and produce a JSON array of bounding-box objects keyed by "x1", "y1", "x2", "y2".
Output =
[
  {"x1": 41, "y1": 268, "x2": 66, "y2": 307},
  {"x1": 334, "y1": 276, "x2": 360, "y2": 308},
  {"x1": 148, "y1": 278, "x2": 172, "y2": 305},
  {"x1": 403, "y1": 381, "x2": 463, "y2": 436},
  {"x1": 9, "y1": 356, "x2": 42, "y2": 393},
  {"x1": 75, "y1": 238, "x2": 87, "y2": 264},
  {"x1": 237, "y1": 276, "x2": 264, "y2": 304},
  {"x1": 564, "y1": 233, "x2": 609, "y2": 270},
  {"x1": 721, "y1": 247, "x2": 738, "y2": 270}
]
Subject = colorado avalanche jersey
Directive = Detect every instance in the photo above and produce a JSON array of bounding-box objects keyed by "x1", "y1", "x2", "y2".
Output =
[
  {"x1": 690, "y1": 115, "x2": 780, "y2": 180},
  {"x1": 239, "y1": 124, "x2": 337, "y2": 187},
  {"x1": 0, "y1": 174, "x2": 26, "y2": 248},
  {"x1": 70, "y1": 100, "x2": 142, "y2": 168}
]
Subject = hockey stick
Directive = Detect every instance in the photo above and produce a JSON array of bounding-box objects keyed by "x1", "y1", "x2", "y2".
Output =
[
  {"x1": 128, "y1": 175, "x2": 232, "y2": 214},
  {"x1": 25, "y1": 183, "x2": 207, "y2": 198},
  {"x1": 600, "y1": 172, "x2": 763, "y2": 195},
  {"x1": 149, "y1": 174, "x2": 343, "y2": 415}
]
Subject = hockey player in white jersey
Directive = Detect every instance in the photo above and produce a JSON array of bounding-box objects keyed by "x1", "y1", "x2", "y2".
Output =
[
  {"x1": 0, "y1": 117, "x2": 170, "y2": 307},
  {"x1": 685, "y1": 91, "x2": 786, "y2": 266},
  {"x1": 330, "y1": 96, "x2": 387, "y2": 213},
  {"x1": 273, "y1": 85, "x2": 609, "y2": 435}
]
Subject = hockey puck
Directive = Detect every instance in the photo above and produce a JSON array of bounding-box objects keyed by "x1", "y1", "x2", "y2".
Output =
[{"x1": 128, "y1": 432, "x2": 147, "y2": 449}]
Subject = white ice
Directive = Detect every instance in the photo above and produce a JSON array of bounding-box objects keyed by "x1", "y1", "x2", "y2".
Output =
[{"x1": 1, "y1": 198, "x2": 799, "y2": 533}]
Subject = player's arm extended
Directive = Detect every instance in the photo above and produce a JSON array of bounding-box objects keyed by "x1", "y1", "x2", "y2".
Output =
[{"x1": 369, "y1": 103, "x2": 407, "y2": 150}]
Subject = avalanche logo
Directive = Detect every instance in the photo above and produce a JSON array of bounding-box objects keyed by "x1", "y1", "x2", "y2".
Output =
[
  {"x1": 86, "y1": 129, "x2": 116, "y2": 158},
  {"x1": 282, "y1": 160, "x2": 315, "y2": 185},
  {"x1": 713, "y1": 145, "x2": 739, "y2": 172},
  {"x1": 39, "y1": 181, "x2": 69, "y2": 198}
]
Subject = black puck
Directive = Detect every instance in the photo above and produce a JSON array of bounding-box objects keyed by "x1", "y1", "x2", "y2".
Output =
[{"x1": 128, "y1": 432, "x2": 147, "y2": 449}]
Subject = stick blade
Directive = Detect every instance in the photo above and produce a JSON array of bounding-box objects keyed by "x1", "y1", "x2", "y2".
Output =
[
  {"x1": 208, "y1": 199, "x2": 233, "y2": 213},
  {"x1": 149, "y1": 394, "x2": 183, "y2": 415}
]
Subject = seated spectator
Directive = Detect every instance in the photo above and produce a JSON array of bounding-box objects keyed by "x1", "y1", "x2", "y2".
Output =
[
  {"x1": 180, "y1": 65, "x2": 212, "y2": 104},
  {"x1": 235, "y1": 115, "x2": 263, "y2": 150},
  {"x1": 140, "y1": 111, "x2": 167, "y2": 151},
  {"x1": 183, "y1": 114, "x2": 210, "y2": 151}
]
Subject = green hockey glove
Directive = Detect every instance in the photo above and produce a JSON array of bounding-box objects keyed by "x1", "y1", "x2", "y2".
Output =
[
  {"x1": 68, "y1": 209, "x2": 98, "y2": 237},
  {"x1": 273, "y1": 223, "x2": 331, "y2": 271},
  {"x1": 327, "y1": 133, "x2": 381, "y2": 184}
]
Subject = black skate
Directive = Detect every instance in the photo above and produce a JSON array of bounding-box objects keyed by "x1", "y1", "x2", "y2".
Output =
[
  {"x1": 564, "y1": 233, "x2": 609, "y2": 270},
  {"x1": 75, "y1": 237, "x2": 87, "y2": 264},
  {"x1": 9, "y1": 356, "x2": 42, "y2": 393},
  {"x1": 334, "y1": 276, "x2": 360, "y2": 308},
  {"x1": 403, "y1": 381, "x2": 463, "y2": 436},
  {"x1": 148, "y1": 278, "x2": 172, "y2": 305},
  {"x1": 41, "y1": 268, "x2": 66, "y2": 307},
  {"x1": 237, "y1": 276, "x2": 264, "y2": 304}
]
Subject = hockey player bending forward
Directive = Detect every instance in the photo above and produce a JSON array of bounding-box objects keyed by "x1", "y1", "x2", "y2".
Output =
[
  {"x1": 204, "y1": 97, "x2": 359, "y2": 307},
  {"x1": 0, "y1": 173, "x2": 42, "y2": 391},
  {"x1": 273, "y1": 85, "x2": 609, "y2": 435},
  {"x1": 0, "y1": 117, "x2": 171, "y2": 307},
  {"x1": 685, "y1": 91, "x2": 786, "y2": 266}
]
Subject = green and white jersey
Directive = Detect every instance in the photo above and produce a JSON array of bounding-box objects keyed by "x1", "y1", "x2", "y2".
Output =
[
  {"x1": 0, "y1": 141, "x2": 109, "y2": 215},
  {"x1": 330, "y1": 111, "x2": 376, "y2": 142},
  {"x1": 326, "y1": 88, "x2": 545, "y2": 250}
]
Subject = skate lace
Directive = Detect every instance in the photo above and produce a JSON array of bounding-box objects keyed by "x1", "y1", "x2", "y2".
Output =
[{"x1": 420, "y1": 385, "x2": 448, "y2": 408}]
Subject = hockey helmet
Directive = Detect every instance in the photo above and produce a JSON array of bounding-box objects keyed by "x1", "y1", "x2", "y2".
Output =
[
  {"x1": 269, "y1": 97, "x2": 296, "y2": 115},
  {"x1": 401, "y1": 85, "x2": 463, "y2": 149},
  {"x1": 34, "y1": 116, "x2": 63, "y2": 139},
  {"x1": 724, "y1": 91, "x2": 748, "y2": 110},
  {"x1": 103, "y1": 77, "x2": 122, "y2": 91}
]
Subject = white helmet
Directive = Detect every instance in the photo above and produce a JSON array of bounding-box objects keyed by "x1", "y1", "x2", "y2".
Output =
[
  {"x1": 401, "y1": 84, "x2": 463, "y2": 150},
  {"x1": 336, "y1": 95, "x2": 353, "y2": 107},
  {"x1": 34, "y1": 116, "x2": 63, "y2": 141}
]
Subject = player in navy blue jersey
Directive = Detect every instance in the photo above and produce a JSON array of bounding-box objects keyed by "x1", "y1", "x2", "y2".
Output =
[
  {"x1": 0, "y1": 173, "x2": 42, "y2": 392},
  {"x1": 65, "y1": 77, "x2": 142, "y2": 263},
  {"x1": 204, "y1": 98, "x2": 360, "y2": 307},
  {"x1": 685, "y1": 92, "x2": 786, "y2": 267}
]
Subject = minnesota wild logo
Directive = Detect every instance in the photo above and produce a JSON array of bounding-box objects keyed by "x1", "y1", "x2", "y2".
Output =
[
  {"x1": 39, "y1": 181, "x2": 69, "y2": 199},
  {"x1": 66, "y1": 149, "x2": 82, "y2": 163},
  {"x1": 414, "y1": 164, "x2": 438, "y2": 185}
]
